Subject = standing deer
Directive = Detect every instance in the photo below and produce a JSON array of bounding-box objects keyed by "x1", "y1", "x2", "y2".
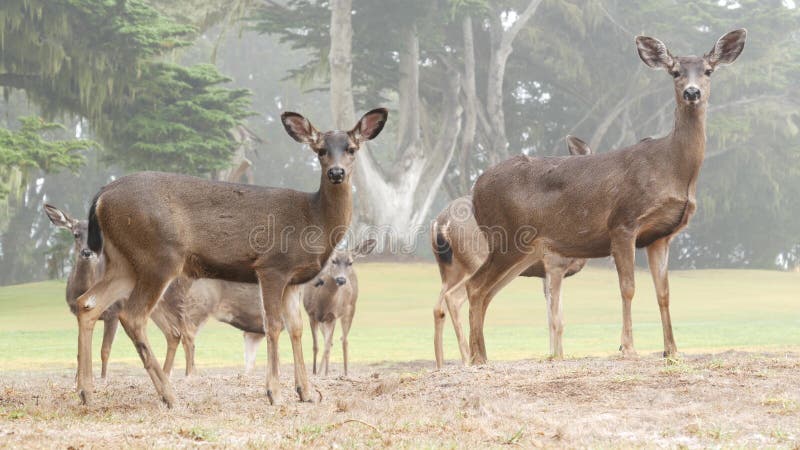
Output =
[
  {"x1": 75, "y1": 108, "x2": 387, "y2": 407},
  {"x1": 45, "y1": 204, "x2": 191, "y2": 378},
  {"x1": 303, "y1": 239, "x2": 376, "y2": 376},
  {"x1": 462, "y1": 30, "x2": 746, "y2": 364},
  {"x1": 432, "y1": 136, "x2": 590, "y2": 368}
]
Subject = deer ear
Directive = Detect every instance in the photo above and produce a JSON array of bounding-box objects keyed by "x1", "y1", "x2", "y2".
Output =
[
  {"x1": 281, "y1": 112, "x2": 321, "y2": 146},
  {"x1": 635, "y1": 35, "x2": 674, "y2": 70},
  {"x1": 706, "y1": 29, "x2": 746, "y2": 67},
  {"x1": 352, "y1": 108, "x2": 388, "y2": 143},
  {"x1": 565, "y1": 135, "x2": 591, "y2": 156},
  {"x1": 44, "y1": 204, "x2": 75, "y2": 230},
  {"x1": 353, "y1": 239, "x2": 377, "y2": 258}
]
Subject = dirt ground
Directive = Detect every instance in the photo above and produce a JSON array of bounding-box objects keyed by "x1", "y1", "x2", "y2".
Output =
[{"x1": 1, "y1": 351, "x2": 799, "y2": 448}]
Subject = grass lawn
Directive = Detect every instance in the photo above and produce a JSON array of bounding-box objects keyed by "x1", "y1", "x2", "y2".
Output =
[{"x1": 0, "y1": 264, "x2": 798, "y2": 372}]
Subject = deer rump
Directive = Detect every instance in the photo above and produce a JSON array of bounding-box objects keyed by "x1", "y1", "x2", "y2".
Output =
[
  {"x1": 88, "y1": 171, "x2": 333, "y2": 286},
  {"x1": 474, "y1": 138, "x2": 691, "y2": 259}
]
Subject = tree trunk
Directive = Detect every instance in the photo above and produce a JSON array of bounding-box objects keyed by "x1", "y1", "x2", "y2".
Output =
[{"x1": 458, "y1": 16, "x2": 478, "y2": 193}]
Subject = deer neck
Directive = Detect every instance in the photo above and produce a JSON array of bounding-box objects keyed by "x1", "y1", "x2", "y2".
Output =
[
  {"x1": 315, "y1": 175, "x2": 353, "y2": 246},
  {"x1": 68, "y1": 258, "x2": 98, "y2": 298},
  {"x1": 667, "y1": 103, "x2": 707, "y2": 188}
]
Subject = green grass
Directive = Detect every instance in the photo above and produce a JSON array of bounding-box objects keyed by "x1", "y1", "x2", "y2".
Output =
[{"x1": 0, "y1": 264, "x2": 798, "y2": 372}]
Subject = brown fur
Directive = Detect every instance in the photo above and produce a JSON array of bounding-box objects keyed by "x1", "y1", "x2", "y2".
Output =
[
  {"x1": 73, "y1": 109, "x2": 388, "y2": 407},
  {"x1": 465, "y1": 30, "x2": 746, "y2": 364},
  {"x1": 432, "y1": 136, "x2": 589, "y2": 368}
]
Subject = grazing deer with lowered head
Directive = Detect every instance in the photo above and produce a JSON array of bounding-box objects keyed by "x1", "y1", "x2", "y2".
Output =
[
  {"x1": 303, "y1": 239, "x2": 376, "y2": 376},
  {"x1": 75, "y1": 108, "x2": 388, "y2": 407},
  {"x1": 432, "y1": 136, "x2": 590, "y2": 368},
  {"x1": 463, "y1": 30, "x2": 746, "y2": 364}
]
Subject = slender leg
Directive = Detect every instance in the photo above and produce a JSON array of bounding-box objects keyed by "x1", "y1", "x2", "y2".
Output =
[
  {"x1": 340, "y1": 311, "x2": 354, "y2": 377},
  {"x1": 611, "y1": 235, "x2": 637, "y2": 357},
  {"x1": 542, "y1": 270, "x2": 565, "y2": 359},
  {"x1": 99, "y1": 314, "x2": 119, "y2": 379},
  {"x1": 256, "y1": 271, "x2": 287, "y2": 405},
  {"x1": 446, "y1": 284, "x2": 470, "y2": 365},
  {"x1": 118, "y1": 278, "x2": 178, "y2": 408},
  {"x1": 647, "y1": 237, "x2": 678, "y2": 357},
  {"x1": 150, "y1": 309, "x2": 179, "y2": 378},
  {"x1": 181, "y1": 331, "x2": 196, "y2": 377},
  {"x1": 309, "y1": 317, "x2": 319, "y2": 375},
  {"x1": 320, "y1": 321, "x2": 336, "y2": 376},
  {"x1": 243, "y1": 331, "x2": 264, "y2": 375},
  {"x1": 282, "y1": 284, "x2": 313, "y2": 401},
  {"x1": 466, "y1": 252, "x2": 537, "y2": 364},
  {"x1": 75, "y1": 276, "x2": 134, "y2": 405},
  {"x1": 433, "y1": 283, "x2": 448, "y2": 369}
]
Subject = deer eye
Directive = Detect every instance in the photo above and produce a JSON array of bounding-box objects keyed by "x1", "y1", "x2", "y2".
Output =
[
  {"x1": 346, "y1": 261, "x2": 353, "y2": 266},
  {"x1": 346, "y1": 147, "x2": 356, "y2": 155},
  {"x1": 671, "y1": 70, "x2": 681, "y2": 78},
  {"x1": 73, "y1": 232, "x2": 80, "y2": 238},
  {"x1": 704, "y1": 69, "x2": 713, "y2": 76},
  {"x1": 318, "y1": 149, "x2": 327, "y2": 157}
]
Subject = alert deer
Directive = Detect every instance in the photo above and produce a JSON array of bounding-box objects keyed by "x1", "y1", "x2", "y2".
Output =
[
  {"x1": 76, "y1": 108, "x2": 388, "y2": 407},
  {"x1": 463, "y1": 30, "x2": 746, "y2": 364},
  {"x1": 432, "y1": 136, "x2": 590, "y2": 368},
  {"x1": 45, "y1": 204, "x2": 191, "y2": 378},
  {"x1": 303, "y1": 239, "x2": 376, "y2": 376}
]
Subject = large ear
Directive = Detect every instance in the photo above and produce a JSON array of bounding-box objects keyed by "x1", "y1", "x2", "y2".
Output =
[
  {"x1": 351, "y1": 108, "x2": 388, "y2": 143},
  {"x1": 706, "y1": 29, "x2": 746, "y2": 68},
  {"x1": 353, "y1": 239, "x2": 377, "y2": 258},
  {"x1": 44, "y1": 204, "x2": 76, "y2": 230},
  {"x1": 635, "y1": 35, "x2": 674, "y2": 70},
  {"x1": 565, "y1": 135, "x2": 591, "y2": 156},
  {"x1": 280, "y1": 112, "x2": 321, "y2": 146}
]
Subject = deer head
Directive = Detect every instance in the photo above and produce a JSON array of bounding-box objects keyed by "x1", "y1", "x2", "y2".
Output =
[
  {"x1": 316, "y1": 239, "x2": 377, "y2": 287},
  {"x1": 281, "y1": 108, "x2": 388, "y2": 185},
  {"x1": 636, "y1": 29, "x2": 746, "y2": 107},
  {"x1": 44, "y1": 204, "x2": 94, "y2": 261}
]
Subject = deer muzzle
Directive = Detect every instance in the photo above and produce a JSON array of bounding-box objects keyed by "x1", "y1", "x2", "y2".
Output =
[{"x1": 327, "y1": 167, "x2": 345, "y2": 184}]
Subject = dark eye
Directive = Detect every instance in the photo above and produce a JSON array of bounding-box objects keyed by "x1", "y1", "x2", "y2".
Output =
[
  {"x1": 671, "y1": 70, "x2": 681, "y2": 78},
  {"x1": 318, "y1": 149, "x2": 328, "y2": 157},
  {"x1": 73, "y1": 233, "x2": 80, "y2": 238},
  {"x1": 704, "y1": 69, "x2": 713, "y2": 76},
  {"x1": 347, "y1": 147, "x2": 356, "y2": 155},
  {"x1": 346, "y1": 261, "x2": 353, "y2": 266}
]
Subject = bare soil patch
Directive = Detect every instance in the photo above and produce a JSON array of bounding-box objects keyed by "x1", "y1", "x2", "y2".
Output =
[{"x1": 1, "y1": 351, "x2": 799, "y2": 448}]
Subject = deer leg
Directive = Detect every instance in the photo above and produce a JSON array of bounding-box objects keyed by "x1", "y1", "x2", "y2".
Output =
[
  {"x1": 446, "y1": 283, "x2": 470, "y2": 366},
  {"x1": 243, "y1": 331, "x2": 263, "y2": 375},
  {"x1": 99, "y1": 314, "x2": 119, "y2": 379},
  {"x1": 181, "y1": 330, "x2": 196, "y2": 377},
  {"x1": 340, "y1": 312, "x2": 354, "y2": 377},
  {"x1": 647, "y1": 237, "x2": 678, "y2": 358},
  {"x1": 320, "y1": 320, "x2": 336, "y2": 376},
  {"x1": 75, "y1": 276, "x2": 134, "y2": 405},
  {"x1": 282, "y1": 284, "x2": 313, "y2": 402},
  {"x1": 611, "y1": 235, "x2": 637, "y2": 357},
  {"x1": 118, "y1": 278, "x2": 178, "y2": 408},
  {"x1": 150, "y1": 309, "x2": 179, "y2": 378},
  {"x1": 433, "y1": 283, "x2": 448, "y2": 370},
  {"x1": 309, "y1": 317, "x2": 319, "y2": 375},
  {"x1": 257, "y1": 272, "x2": 287, "y2": 405},
  {"x1": 466, "y1": 252, "x2": 537, "y2": 365},
  {"x1": 543, "y1": 270, "x2": 566, "y2": 359}
]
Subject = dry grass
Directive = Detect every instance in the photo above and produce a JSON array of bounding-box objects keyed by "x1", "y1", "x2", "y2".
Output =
[{"x1": 1, "y1": 351, "x2": 799, "y2": 448}]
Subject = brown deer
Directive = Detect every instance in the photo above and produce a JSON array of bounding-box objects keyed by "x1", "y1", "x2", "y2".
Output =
[
  {"x1": 463, "y1": 30, "x2": 746, "y2": 364},
  {"x1": 45, "y1": 204, "x2": 190, "y2": 378},
  {"x1": 303, "y1": 239, "x2": 376, "y2": 376},
  {"x1": 76, "y1": 108, "x2": 387, "y2": 407},
  {"x1": 432, "y1": 136, "x2": 590, "y2": 368}
]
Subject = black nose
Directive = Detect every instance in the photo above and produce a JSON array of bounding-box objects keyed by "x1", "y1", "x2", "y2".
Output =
[
  {"x1": 335, "y1": 277, "x2": 346, "y2": 286},
  {"x1": 683, "y1": 87, "x2": 701, "y2": 101},
  {"x1": 327, "y1": 167, "x2": 345, "y2": 183},
  {"x1": 80, "y1": 249, "x2": 93, "y2": 258}
]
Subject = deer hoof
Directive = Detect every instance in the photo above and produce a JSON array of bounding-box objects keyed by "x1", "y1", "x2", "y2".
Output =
[
  {"x1": 296, "y1": 386, "x2": 314, "y2": 403},
  {"x1": 78, "y1": 389, "x2": 90, "y2": 406}
]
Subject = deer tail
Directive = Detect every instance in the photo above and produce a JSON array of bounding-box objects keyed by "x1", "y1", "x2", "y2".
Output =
[
  {"x1": 87, "y1": 192, "x2": 103, "y2": 254},
  {"x1": 432, "y1": 220, "x2": 453, "y2": 265}
]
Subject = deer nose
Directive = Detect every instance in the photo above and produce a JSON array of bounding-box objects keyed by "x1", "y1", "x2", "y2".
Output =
[
  {"x1": 334, "y1": 277, "x2": 347, "y2": 286},
  {"x1": 327, "y1": 167, "x2": 345, "y2": 183},
  {"x1": 683, "y1": 87, "x2": 701, "y2": 102},
  {"x1": 80, "y1": 249, "x2": 93, "y2": 259}
]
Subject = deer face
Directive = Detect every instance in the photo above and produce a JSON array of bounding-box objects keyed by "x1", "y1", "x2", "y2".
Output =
[
  {"x1": 281, "y1": 109, "x2": 388, "y2": 185},
  {"x1": 314, "y1": 239, "x2": 376, "y2": 287},
  {"x1": 636, "y1": 29, "x2": 746, "y2": 107},
  {"x1": 44, "y1": 204, "x2": 95, "y2": 261}
]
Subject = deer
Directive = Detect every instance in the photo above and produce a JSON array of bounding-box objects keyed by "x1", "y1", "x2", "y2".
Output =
[
  {"x1": 303, "y1": 239, "x2": 376, "y2": 376},
  {"x1": 460, "y1": 30, "x2": 746, "y2": 365},
  {"x1": 431, "y1": 136, "x2": 591, "y2": 368},
  {"x1": 74, "y1": 108, "x2": 388, "y2": 407}
]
